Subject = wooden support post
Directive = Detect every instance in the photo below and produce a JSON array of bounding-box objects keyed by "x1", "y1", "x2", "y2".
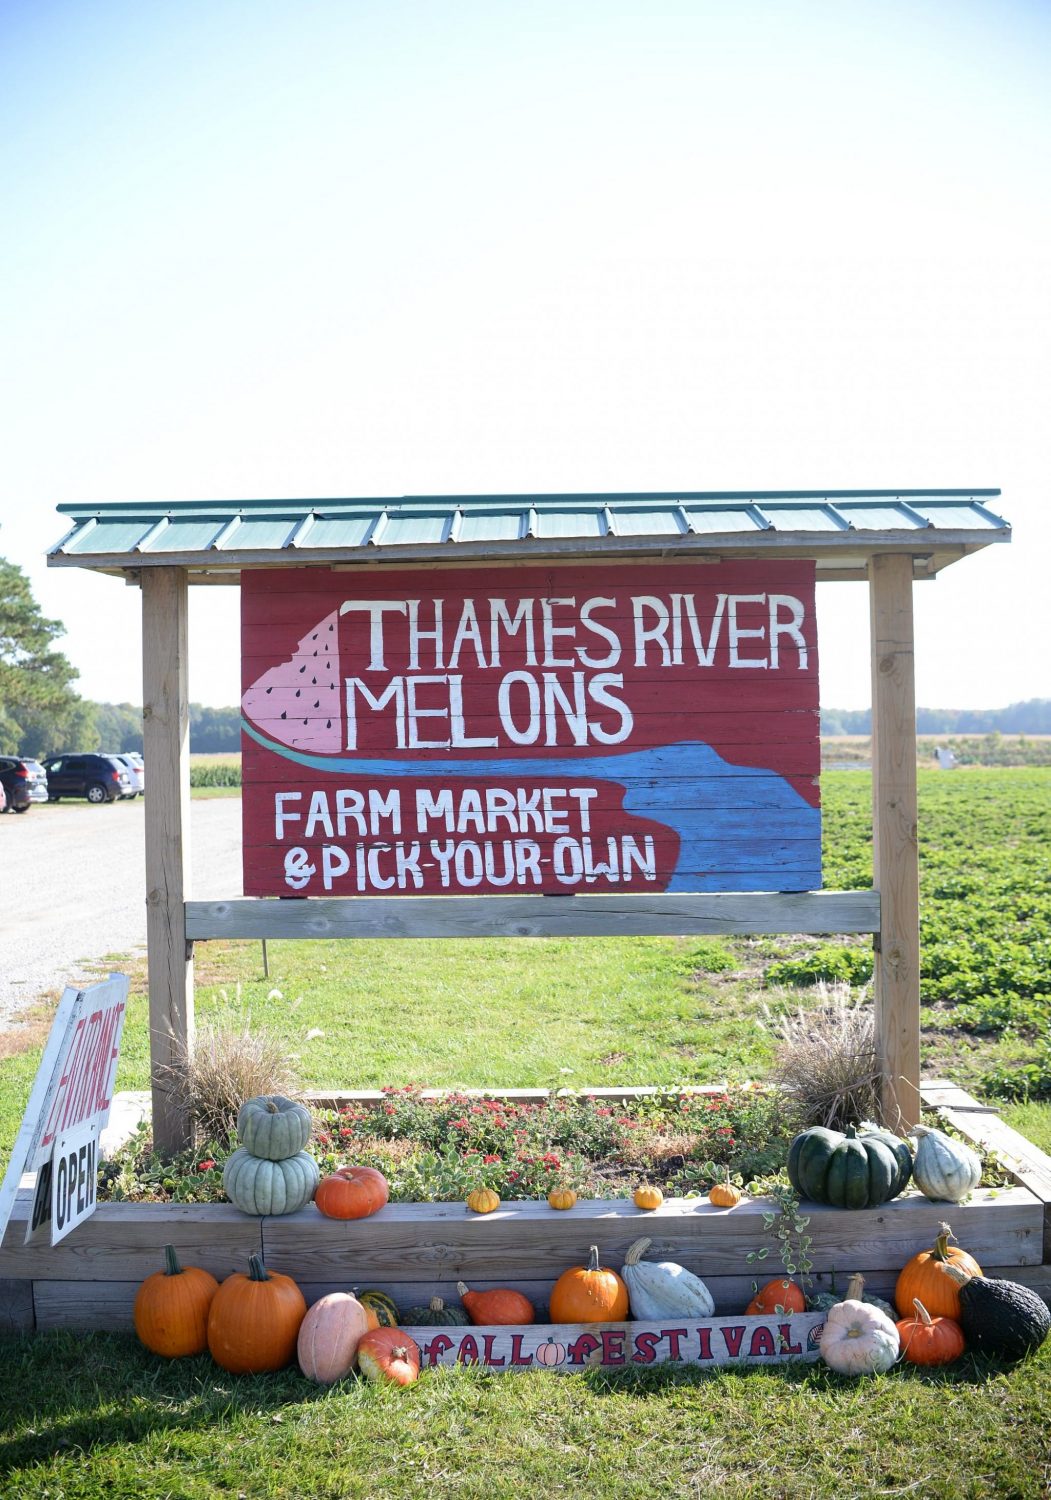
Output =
[
  {"x1": 869, "y1": 553, "x2": 921, "y2": 1131},
  {"x1": 141, "y1": 567, "x2": 194, "y2": 1154}
]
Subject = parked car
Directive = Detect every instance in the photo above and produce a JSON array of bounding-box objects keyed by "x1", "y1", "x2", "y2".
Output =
[
  {"x1": 0, "y1": 755, "x2": 49, "y2": 812},
  {"x1": 106, "y1": 753, "x2": 144, "y2": 797},
  {"x1": 42, "y1": 753, "x2": 131, "y2": 804}
]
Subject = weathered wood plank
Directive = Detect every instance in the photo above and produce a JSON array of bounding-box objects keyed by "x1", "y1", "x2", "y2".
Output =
[
  {"x1": 870, "y1": 553, "x2": 921, "y2": 1130},
  {"x1": 26, "y1": 1257, "x2": 1051, "y2": 1333},
  {"x1": 0, "y1": 1199, "x2": 262, "y2": 1282},
  {"x1": 261, "y1": 1188, "x2": 1042, "y2": 1281},
  {"x1": 186, "y1": 889, "x2": 880, "y2": 941},
  {"x1": 142, "y1": 566, "x2": 195, "y2": 1155},
  {"x1": 0, "y1": 1276, "x2": 34, "y2": 1333}
]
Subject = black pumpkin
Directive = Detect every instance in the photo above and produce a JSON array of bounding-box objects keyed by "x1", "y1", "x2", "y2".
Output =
[
  {"x1": 401, "y1": 1295, "x2": 470, "y2": 1327},
  {"x1": 945, "y1": 1266, "x2": 1050, "y2": 1360},
  {"x1": 787, "y1": 1124, "x2": 911, "y2": 1209}
]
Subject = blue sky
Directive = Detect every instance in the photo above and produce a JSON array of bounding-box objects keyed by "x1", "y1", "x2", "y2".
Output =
[{"x1": 1, "y1": 0, "x2": 1048, "y2": 710}]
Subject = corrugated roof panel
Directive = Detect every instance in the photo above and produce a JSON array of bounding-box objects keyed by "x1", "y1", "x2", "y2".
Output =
[
  {"x1": 762, "y1": 505, "x2": 847, "y2": 532},
  {"x1": 457, "y1": 510, "x2": 525, "y2": 543},
  {"x1": 902, "y1": 502, "x2": 1002, "y2": 529},
  {"x1": 64, "y1": 519, "x2": 154, "y2": 553},
  {"x1": 380, "y1": 512, "x2": 449, "y2": 545},
  {"x1": 681, "y1": 506, "x2": 764, "y2": 534},
  {"x1": 218, "y1": 516, "x2": 302, "y2": 551},
  {"x1": 833, "y1": 503, "x2": 926, "y2": 530},
  {"x1": 296, "y1": 514, "x2": 376, "y2": 549},
  {"x1": 535, "y1": 508, "x2": 607, "y2": 539},
  {"x1": 138, "y1": 518, "x2": 228, "y2": 552},
  {"x1": 610, "y1": 507, "x2": 686, "y2": 537}
]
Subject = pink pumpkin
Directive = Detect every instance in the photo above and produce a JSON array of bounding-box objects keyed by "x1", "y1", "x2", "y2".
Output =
[{"x1": 297, "y1": 1292, "x2": 370, "y2": 1384}]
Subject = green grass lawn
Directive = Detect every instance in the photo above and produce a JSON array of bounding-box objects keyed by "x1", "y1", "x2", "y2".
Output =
[
  {"x1": 1, "y1": 768, "x2": 1050, "y2": 1498},
  {"x1": 1, "y1": 1332, "x2": 1049, "y2": 1499}
]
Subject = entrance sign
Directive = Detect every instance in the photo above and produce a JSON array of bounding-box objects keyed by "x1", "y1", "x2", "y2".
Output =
[
  {"x1": 241, "y1": 562, "x2": 820, "y2": 898},
  {"x1": 0, "y1": 974, "x2": 128, "y2": 1247}
]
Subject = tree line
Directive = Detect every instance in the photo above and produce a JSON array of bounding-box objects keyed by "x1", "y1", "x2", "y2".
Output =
[
  {"x1": 3, "y1": 554, "x2": 1049, "y2": 757},
  {"x1": 821, "y1": 701, "x2": 1051, "y2": 736},
  {"x1": 0, "y1": 556, "x2": 242, "y2": 757}
]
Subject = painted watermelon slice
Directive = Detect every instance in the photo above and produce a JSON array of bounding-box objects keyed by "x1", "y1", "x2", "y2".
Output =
[{"x1": 242, "y1": 609, "x2": 343, "y2": 753}]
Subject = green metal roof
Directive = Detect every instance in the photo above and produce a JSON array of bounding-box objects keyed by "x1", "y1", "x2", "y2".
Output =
[{"x1": 47, "y1": 489, "x2": 1009, "y2": 582}]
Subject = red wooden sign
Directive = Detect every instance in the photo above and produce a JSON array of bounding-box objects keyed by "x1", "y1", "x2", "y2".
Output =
[{"x1": 240, "y1": 562, "x2": 820, "y2": 898}]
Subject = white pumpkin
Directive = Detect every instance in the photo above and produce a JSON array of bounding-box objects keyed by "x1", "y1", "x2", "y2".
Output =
[
  {"x1": 819, "y1": 1299, "x2": 900, "y2": 1376},
  {"x1": 621, "y1": 1237, "x2": 715, "y2": 1320},
  {"x1": 910, "y1": 1124, "x2": 982, "y2": 1203}
]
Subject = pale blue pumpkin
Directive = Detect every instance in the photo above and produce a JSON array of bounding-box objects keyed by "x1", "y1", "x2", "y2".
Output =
[{"x1": 223, "y1": 1148, "x2": 319, "y2": 1216}]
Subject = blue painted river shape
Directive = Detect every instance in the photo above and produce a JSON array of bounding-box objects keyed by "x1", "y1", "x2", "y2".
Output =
[{"x1": 242, "y1": 720, "x2": 821, "y2": 891}]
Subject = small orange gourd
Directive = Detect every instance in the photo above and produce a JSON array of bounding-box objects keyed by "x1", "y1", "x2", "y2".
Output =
[
  {"x1": 708, "y1": 1178, "x2": 743, "y2": 1209},
  {"x1": 547, "y1": 1185, "x2": 578, "y2": 1211},
  {"x1": 466, "y1": 1186, "x2": 501, "y2": 1214},
  {"x1": 633, "y1": 1184, "x2": 664, "y2": 1212},
  {"x1": 549, "y1": 1246, "x2": 629, "y2": 1322},
  {"x1": 133, "y1": 1244, "x2": 219, "y2": 1358},
  {"x1": 896, "y1": 1298, "x2": 966, "y2": 1367},
  {"x1": 457, "y1": 1282, "x2": 536, "y2": 1325}
]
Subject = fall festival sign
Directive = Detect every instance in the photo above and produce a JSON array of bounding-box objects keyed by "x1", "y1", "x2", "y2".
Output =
[{"x1": 240, "y1": 562, "x2": 821, "y2": 898}]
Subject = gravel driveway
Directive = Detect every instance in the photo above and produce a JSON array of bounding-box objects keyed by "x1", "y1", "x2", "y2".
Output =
[{"x1": 0, "y1": 797, "x2": 243, "y2": 1025}]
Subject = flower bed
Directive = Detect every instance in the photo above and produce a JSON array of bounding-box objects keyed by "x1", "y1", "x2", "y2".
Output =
[{"x1": 96, "y1": 1084, "x2": 1010, "y2": 1207}]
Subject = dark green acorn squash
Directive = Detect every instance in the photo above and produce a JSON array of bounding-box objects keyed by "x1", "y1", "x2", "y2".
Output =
[
  {"x1": 401, "y1": 1295, "x2": 470, "y2": 1327},
  {"x1": 945, "y1": 1267, "x2": 1050, "y2": 1360},
  {"x1": 787, "y1": 1124, "x2": 911, "y2": 1210}
]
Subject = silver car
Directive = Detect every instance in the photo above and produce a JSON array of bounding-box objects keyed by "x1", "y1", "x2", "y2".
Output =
[{"x1": 107, "y1": 753, "x2": 144, "y2": 797}]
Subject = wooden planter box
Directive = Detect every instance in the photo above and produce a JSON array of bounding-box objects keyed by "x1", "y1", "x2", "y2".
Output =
[{"x1": 2, "y1": 1082, "x2": 1049, "y2": 1372}]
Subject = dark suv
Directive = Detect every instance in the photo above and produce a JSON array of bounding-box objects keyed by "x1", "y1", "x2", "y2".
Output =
[
  {"x1": 0, "y1": 756, "x2": 49, "y2": 812},
  {"x1": 42, "y1": 754, "x2": 131, "y2": 804}
]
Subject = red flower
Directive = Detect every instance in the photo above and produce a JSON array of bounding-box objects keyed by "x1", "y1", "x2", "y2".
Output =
[
  {"x1": 197, "y1": 1159, "x2": 216, "y2": 1172},
  {"x1": 595, "y1": 1107, "x2": 612, "y2": 1117},
  {"x1": 483, "y1": 1154, "x2": 501, "y2": 1164}
]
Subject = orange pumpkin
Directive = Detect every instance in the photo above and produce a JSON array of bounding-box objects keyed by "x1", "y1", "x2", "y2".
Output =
[
  {"x1": 297, "y1": 1292, "x2": 370, "y2": 1384},
  {"x1": 746, "y1": 1277, "x2": 807, "y2": 1315},
  {"x1": 633, "y1": 1184, "x2": 664, "y2": 1212},
  {"x1": 356, "y1": 1327, "x2": 421, "y2": 1386},
  {"x1": 895, "y1": 1223, "x2": 983, "y2": 1320},
  {"x1": 133, "y1": 1244, "x2": 219, "y2": 1358},
  {"x1": 206, "y1": 1253, "x2": 307, "y2": 1374},
  {"x1": 708, "y1": 1179, "x2": 743, "y2": 1209},
  {"x1": 315, "y1": 1166, "x2": 389, "y2": 1220},
  {"x1": 896, "y1": 1297, "x2": 966, "y2": 1367},
  {"x1": 547, "y1": 1186, "x2": 578, "y2": 1211},
  {"x1": 456, "y1": 1281, "x2": 536, "y2": 1325},
  {"x1": 549, "y1": 1245, "x2": 629, "y2": 1322}
]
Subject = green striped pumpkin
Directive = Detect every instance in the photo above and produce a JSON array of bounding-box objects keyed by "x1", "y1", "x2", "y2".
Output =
[
  {"x1": 223, "y1": 1148, "x2": 319, "y2": 1216},
  {"x1": 787, "y1": 1124, "x2": 911, "y2": 1210}
]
